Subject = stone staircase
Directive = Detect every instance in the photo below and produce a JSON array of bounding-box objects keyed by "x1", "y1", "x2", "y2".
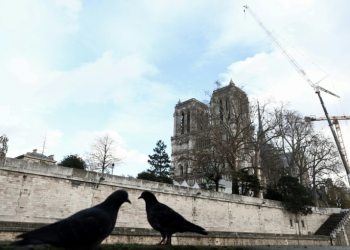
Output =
[{"x1": 314, "y1": 213, "x2": 346, "y2": 236}]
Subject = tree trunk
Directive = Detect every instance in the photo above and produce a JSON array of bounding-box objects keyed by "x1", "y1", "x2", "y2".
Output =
[
  {"x1": 313, "y1": 175, "x2": 319, "y2": 207},
  {"x1": 232, "y1": 176, "x2": 239, "y2": 194},
  {"x1": 253, "y1": 148, "x2": 261, "y2": 198},
  {"x1": 299, "y1": 168, "x2": 303, "y2": 186}
]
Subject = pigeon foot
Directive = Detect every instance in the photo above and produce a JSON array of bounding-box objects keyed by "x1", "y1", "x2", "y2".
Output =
[{"x1": 156, "y1": 240, "x2": 165, "y2": 245}]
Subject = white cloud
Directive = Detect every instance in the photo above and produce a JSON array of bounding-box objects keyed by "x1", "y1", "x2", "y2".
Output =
[
  {"x1": 116, "y1": 149, "x2": 149, "y2": 177},
  {"x1": 0, "y1": 106, "x2": 21, "y2": 127},
  {"x1": 7, "y1": 59, "x2": 39, "y2": 84},
  {"x1": 46, "y1": 129, "x2": 64, "y2": 147},
  {"x1": 32, "y1": 52, "x2": 159, "y2": 107},
  {"x1": 56, "y1": 0, "x2": 82, "y2": 12}
]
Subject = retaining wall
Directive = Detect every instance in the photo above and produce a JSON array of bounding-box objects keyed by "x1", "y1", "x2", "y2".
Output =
[{"x1": 0, "y1": 157, "x2": 340, "y2": 246}]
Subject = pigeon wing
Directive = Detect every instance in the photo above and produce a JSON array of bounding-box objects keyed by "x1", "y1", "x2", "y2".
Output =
[
  {"x1": 149, "y1": 203, "x2": 207, "y2": 235},
  {"x1": 57, "y1": 207, "x2": 114, "y2": 248},
  {"x1": 149, "y1": 203, "x2": 186, "y2": 233},
  {"x1": 17, "y1": 207, "x2": 113, "y2": 248}
]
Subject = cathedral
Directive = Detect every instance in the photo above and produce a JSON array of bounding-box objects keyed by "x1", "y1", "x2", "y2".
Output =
[{"x1": 170, "y1": 80, "x2": 252, "y2": 192}]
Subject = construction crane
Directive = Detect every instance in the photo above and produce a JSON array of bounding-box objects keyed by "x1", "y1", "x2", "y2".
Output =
[
  {"x1": 243, "y1": 5, "x2": 350, "y2": 184},
  {"x1": 305, "y1": 116, "x2": 350, "y2": 167}
]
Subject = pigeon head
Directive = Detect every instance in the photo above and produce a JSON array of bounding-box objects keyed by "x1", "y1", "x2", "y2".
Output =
[
  {"x1": 104, "y1": 190, "x2": 131, "y2": 207},
  {"x1": 138, "y1": 191, "x2": 158, "y2": 202}
]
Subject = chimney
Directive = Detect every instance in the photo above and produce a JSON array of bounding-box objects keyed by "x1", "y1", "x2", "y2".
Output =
[
  {"x1": 33, "y1": 149, "x2": 37, "y2": 153},
  {"x1": 48, "y1": 155, "x2": 54, "y2": 160}
]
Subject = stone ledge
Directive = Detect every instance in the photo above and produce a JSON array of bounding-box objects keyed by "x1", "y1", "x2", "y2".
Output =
[{"x1": 0, "y1": 221, "x2": 329, "y2": 241}]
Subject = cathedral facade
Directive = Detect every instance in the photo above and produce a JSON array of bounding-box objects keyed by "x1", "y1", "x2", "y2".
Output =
[{"x1": 171, "y1": 80, "x2": 252, "y2": 189}]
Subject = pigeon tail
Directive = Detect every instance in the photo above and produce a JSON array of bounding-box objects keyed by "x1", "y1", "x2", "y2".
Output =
[
  {"x1": 181, "y1": 220, "x2": 208, "y2": 235},
  {"x1": 12, "y1": 221, "x2": 61, "y2": 246},
  {"x1": 11, "y1": 238, "x2": 46, "y2": 246},
  {"x1": 191, "y1": 228, "x2": 208, "y2": 235}
]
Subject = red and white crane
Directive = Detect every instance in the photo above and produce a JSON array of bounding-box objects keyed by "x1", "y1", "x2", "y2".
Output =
[{"x1": 243, "y1": 5, "x2": 350, "y2": 183}]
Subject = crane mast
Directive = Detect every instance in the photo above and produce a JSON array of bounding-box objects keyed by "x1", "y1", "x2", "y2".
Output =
[{"x1": 244, "y1": 5, "x2": 350, "y2": 184}]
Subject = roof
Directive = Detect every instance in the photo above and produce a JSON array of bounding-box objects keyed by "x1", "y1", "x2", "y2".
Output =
[
  {"x1": 175, "y1": 98, "x2": 207, "y2": 109},
  {"x1": 16, "y1": 149, "x2": 56, "y2": 163},
  {"x1": 212, "y1": 79, "x2": 247, "y2": 97}
]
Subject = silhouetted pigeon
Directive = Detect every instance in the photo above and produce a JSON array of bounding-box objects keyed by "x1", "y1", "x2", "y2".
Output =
[
  {"x1": 12, "y1": 190, "x2": 131, "y2": 250},
  {"x1": 138, "y1": 191, "x2": 208, "y2": 245}
]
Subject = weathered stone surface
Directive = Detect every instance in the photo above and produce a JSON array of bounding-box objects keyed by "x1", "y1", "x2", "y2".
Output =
[{"x1": 0, "y1": 158, "x2": 341, "y2": 246}]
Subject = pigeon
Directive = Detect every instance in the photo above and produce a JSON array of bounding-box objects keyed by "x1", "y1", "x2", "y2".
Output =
[
  {"x1": 138, "y1": 191, "x2": 208, "y2": 245},
  {"x1": 12, "y1": 190, "x2": 131, "y2": 250}
]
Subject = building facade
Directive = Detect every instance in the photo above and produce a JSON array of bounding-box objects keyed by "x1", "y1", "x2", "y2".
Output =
[{"x1": 171, "y1": 80, "x2": 252, "y2": 190}]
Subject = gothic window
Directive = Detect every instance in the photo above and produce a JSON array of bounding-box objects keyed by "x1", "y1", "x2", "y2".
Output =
[
  {"x1": 226, "y1": 100, "x2": 231, "y2": 120},
  {"x1": 181, "y1": 112, "x2": 185, "y2": 134},
  {"x1": 187, "y1": 111, "x2": 190, "y2": 132},
  {"x1": 219, "y1": 99, "x2": 223, "y2": 121},
  {"x1": 200, "y1": 112, "x2": 204, "y2": 130},
  {"x1": 185, "y1": 164, "x2": 188, "y2": 174},
  {"x1": 180, "y1": 165, "x2": 184, "y2": 176}
]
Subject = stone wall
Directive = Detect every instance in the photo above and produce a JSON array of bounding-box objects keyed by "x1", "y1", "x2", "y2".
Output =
[{"x1": 0, "y1": 157, "x2": 340, "y2": 245}]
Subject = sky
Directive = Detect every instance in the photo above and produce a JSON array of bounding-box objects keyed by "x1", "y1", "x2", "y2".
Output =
[{"x1": 1, "y1": 0, "x2": 349, "y2": 177}]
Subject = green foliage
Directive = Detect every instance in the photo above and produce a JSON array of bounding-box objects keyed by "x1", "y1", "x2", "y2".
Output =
[
  {"x1": 59, "y1": 154, "x2": 86, "y2": 170},
  {"x1": 265, "y1": 176, "x2": 313, "y2": 215},
  {"x1": 137, "y1": 140, "x2": 173, "y2": 184},
  {"x1": 236, "y1": 169, "x2": 262, "y2": 196},
  {"x1": 137, "y1": 171, "x2": 157, "y2": 182},
  {"x1": 265, "y1": 186, "x2": 283, "y2": 201},
  {"x1": 136, "y1": 170, "x2": 173, "y2": 184}
]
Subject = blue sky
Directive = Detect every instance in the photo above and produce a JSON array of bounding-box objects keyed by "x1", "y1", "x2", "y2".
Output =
[{"x1": 1, "y1": 0, "x2": 350, "y2": 177}]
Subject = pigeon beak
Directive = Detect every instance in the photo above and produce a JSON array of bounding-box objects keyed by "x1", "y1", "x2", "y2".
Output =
[
  {"x1": 126, "y1": 199, "x2": 131, "y2": 204},
  {"x1": 138, "y1": 196, "x2": 142, "y2": 199}
]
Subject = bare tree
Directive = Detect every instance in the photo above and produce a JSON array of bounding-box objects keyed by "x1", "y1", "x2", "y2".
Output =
[
  {"x1": 325, "y1": 178, "x2": 350, "y2": 208},
  {"x1": 40, "y1": 135, "x2": 47, "y2": 163},
  {"x1": 185, "y1": 146, "x2": 229, "y2": 192},
  {"x1": 0, "y1": 134, "x2": 9, "y2": 158},
  {"x1": 305, "y1": 133, "x2": 342, "y2": 207},
  {"x1": 260, "y1": 142, "x2": 288, "y2": 187},
  {"x1": 86, "y1": 133, "x2": 123, "y2": 177},
  {"x1": 247, "y1": 99, "x2": 280, "y2": 197},
  {"x1": 271, "y1": 108, "x2": 314, "y2": 186}
]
